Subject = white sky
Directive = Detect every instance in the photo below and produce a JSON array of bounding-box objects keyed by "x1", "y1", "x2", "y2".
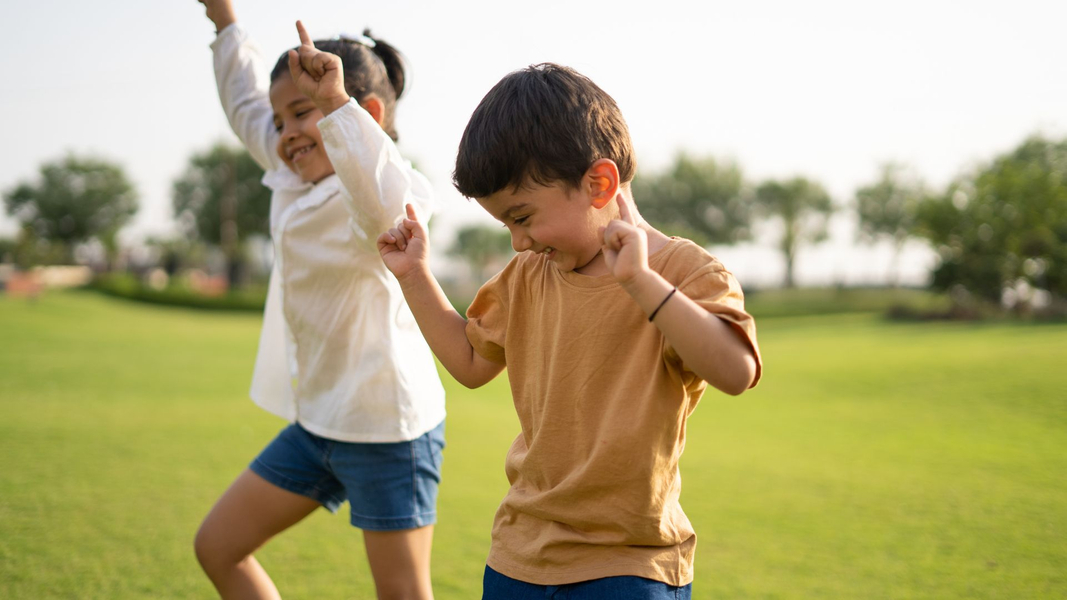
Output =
[{"x1": 2, "y1": 0, "x2": 1064, "y2": 287}]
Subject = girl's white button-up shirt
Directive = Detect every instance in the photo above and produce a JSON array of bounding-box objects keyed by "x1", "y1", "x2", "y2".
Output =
[{"x1": 211, "y1": 24, "x2": 445, "y2": 442}]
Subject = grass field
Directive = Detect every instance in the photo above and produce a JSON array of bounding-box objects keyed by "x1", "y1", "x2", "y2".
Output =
[{"x1": 1, "y1": 290, "x2": 1064, "y2": 599}]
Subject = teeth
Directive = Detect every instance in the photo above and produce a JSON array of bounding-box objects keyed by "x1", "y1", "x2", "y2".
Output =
[{"x1": 543, "y1": 247, "x2": 554, "y2": 254}]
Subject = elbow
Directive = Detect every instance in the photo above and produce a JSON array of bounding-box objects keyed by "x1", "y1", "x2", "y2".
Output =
[
  {"x1": 452, "y1": 361, "x2": 501, "y2": 390},
  {"x1": 457, "y1": 376, "x2": 486, "y2": 390},
  {"x1": 721, "y1": 381, "x2": 749, "y2": 397},
  {"x1": 451, "y1": 369, "x2": 492, "y2": 390},
  {"x1": 710, "y1": 355, "x2": 758, "y2": 397},
  {"x1": 728, "y1": 356, "x2": 759, "y2": 396}
]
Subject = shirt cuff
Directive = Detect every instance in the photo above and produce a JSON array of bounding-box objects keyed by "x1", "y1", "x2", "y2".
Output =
[{"x1": 210, "y1": 22, "x2": 243, "y2": 51}]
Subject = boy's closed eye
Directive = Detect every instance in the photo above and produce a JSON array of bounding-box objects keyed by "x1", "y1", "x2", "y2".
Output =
[{"x1": 499, "y1": 215, "x2": 529, "y2": 228}]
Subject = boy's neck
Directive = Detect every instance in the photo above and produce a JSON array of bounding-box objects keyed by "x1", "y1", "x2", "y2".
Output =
[
  {"x1": 573, "y1": 224, "x2": 671, "y2": 278},
  {"x1": 574, "y1": 249, "x2": 608, "y2": 276},
  {"x1": 644, "y1": 225, "x2": 670, "y2": 254}
]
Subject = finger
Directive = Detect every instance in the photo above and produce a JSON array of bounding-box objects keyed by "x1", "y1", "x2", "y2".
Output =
[
  {"x1": 295, "y1": 20, "x2": 314, "y2": 48},
  {"x1": 387, "y1": 227, "x2": 407, "y2": 250},
  {"x1": 313, "y1": 53, "x2": 329, "y2": 78},
  {"x1": 615, "y1": 194, "x2": 637, "y2": 226},
  {"x1": 287, "y1": 49, "x2": 301, "y2": 80},
  {"x1": 297, "y1": 45, "x2": 317, "y2": 75},
  {"x1": 405, "y1": 203, "x2": 419, "y2": 222},
  {"x1": 601, "y1": 222, "x2": 621, "y2": 251},
  {"x1": 376, "y1": 231, "x2": 397, "y2": 251},
  {"x1": 405, "y1": 218, "x2": 429, "y2": 242},
  {"x1": 608, "y1": 227, "x2": 626, "y2": 252}
]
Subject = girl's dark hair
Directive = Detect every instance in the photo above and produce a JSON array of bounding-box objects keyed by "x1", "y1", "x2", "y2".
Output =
[
  {"x1": 271, "y1": 29, "x2": 407, "y2": 141},
  {"x1": 452, "y1": 63, "x2": 635, "y2": 199}
]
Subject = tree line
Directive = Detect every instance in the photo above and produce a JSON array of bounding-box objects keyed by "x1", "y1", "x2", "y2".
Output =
[{"x1": 4, "y1": 135, "x2": 1066, "y2": 313}]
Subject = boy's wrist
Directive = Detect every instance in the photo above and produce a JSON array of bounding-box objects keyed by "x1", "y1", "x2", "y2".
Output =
[
  {"x1": 620, "y1": 267, "x2": 661, "y2": 296},
  {"x1": 622, "y1": 268, "x2": 674, "y2": 317},
  {"x1": 396, "y1": 262, "x2": 435, "y2": 290}
]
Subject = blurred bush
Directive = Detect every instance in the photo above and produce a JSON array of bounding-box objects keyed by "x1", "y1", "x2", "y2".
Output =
[{"x1": 91, "y1": 272, "x2": 265, "y2": 312}]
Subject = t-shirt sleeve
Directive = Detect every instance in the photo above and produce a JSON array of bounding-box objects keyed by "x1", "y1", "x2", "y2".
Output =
[
  {"x1": 464, "y1": 266, "x2": 512, "y2": 366},
  {"x1": 666, "y1": 258, "x2": 763, "y2": 387}
]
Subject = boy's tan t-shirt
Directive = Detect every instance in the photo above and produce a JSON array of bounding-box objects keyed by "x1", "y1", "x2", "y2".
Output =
[{"x1": 465, "y1": 237, "x2": 762, "y2": 587}]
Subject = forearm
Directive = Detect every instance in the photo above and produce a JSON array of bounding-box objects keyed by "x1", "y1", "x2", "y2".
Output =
[
  {"x1": 623, "y1": 270, "x2": 757, "y2": 395},
  {"x1": 319, "y1": 103, "x2": 419, "y2": 235},
  {"x1": 396, "y1": 266, "x2": 503, "y2": 388},
  {"x1": 210, "y1": 25, "x2": 279, "y2": 170}
]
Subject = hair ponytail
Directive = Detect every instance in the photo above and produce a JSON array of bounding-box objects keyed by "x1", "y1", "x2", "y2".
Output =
[{"x1": 363, "y1": 29, "x2": 407, "y2": 101}]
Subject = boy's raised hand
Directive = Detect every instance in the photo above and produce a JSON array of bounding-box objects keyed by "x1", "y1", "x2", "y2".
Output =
[
  {"x1": 600, "y1": 194, "x2": 649, "y2": 285},
  {"x1": 197, "y1": 0, "x2": 236, "y2": 32},
  {"x1": 377, "y1": 204, "x2": 431, "y2": 280},
  {"x1": 287, "y1": 21, "x2": 350, "y2": 115}
]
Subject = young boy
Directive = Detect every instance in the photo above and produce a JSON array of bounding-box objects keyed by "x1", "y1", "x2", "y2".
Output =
[{"x1": 377, "y1": 63, "x2": 762, "y2": 598}]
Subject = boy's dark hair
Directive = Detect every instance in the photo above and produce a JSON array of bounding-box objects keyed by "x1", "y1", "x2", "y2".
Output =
[
  {"x1": 271, "y1": 30, "x2": 407, "y2": 141},
  {"x1": 452, "y1": 63, "x2": 636, "y2": 199}
]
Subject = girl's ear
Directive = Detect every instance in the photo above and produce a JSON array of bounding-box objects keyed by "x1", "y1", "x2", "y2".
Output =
[
  {"x1": 359, "y1": 96, "x2": 386, "y2": 127},
  {"x1": 586, "y1": 159, "x2": 620, "y2": 209}
]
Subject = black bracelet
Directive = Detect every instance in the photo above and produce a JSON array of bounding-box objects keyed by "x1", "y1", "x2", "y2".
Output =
[{"x1": 648, "y1": 287, "x2": 677, "y2": 322}]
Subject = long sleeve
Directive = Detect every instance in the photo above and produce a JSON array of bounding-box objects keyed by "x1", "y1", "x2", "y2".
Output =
[
  {"x1": 209, "y1": 24, "x2": 283, "y2": 172},
  {"x1": 317, "y1": 100, "x2": 435, "y2": 246}
]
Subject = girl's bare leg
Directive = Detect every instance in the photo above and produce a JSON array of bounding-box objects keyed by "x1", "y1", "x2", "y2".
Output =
[
  {"x1": 194, "y1": 469, "x2": 320, "y2": 599},
  {"x1": 363, "y1": 525, "x2": 436, "y2": 600}
]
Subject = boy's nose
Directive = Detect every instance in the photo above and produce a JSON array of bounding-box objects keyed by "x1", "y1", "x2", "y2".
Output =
[{"x1": 510, "y1": 230, "x2": 532, "y2": 253}]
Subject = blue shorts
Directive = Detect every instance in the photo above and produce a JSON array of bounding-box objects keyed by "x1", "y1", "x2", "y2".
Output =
[
  {"x1": 482, "y1": 565, "x2": 692, "y2": 599},
  {"x1": 250, "y1": 420, "x2": 445, "y2": 531}
]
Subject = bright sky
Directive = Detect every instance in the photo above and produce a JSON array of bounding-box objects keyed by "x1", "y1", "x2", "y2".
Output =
[{"x1": 2, "y1": 0, "x2": 1064, "y2": 286}]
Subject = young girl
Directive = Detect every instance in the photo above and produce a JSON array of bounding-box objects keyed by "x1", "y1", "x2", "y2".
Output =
[{"x1": 193, "y1": 3, "x2": 445, "y2": 599}]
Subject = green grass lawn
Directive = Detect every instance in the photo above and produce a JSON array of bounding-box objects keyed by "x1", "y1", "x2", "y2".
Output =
[{"x1": 1, "y1": 290, "x2": 1064, "y2": 599}]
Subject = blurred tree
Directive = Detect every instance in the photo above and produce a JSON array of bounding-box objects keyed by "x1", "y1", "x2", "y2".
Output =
[
  {"x1": 172, "y1": 143, "x2": 270, "y2": 286},
  {"x1": 916, "y1": 135, "x2": 1067, "y2": 308},
  {"x1": 2, "y1": 154, "x2": 138, "y2": 265},
  {"x1": 448, "y1": 224, "x2": 514, "y2": 284},
  {"x1": 755, "y1": 177, "x2": 834, "y2": 288},
  {"x1": 0, "y1": 237, "x2": 15, "y2": 262},
  {"x1": 854, "y1": 163, "x2": 927, "y2": 286},
  {"x1": 631, "y1": 153, "x2": 752, "y2": 247},
  {"x1": 2, "y1": 226, "x2": 71, "y2": 268}
]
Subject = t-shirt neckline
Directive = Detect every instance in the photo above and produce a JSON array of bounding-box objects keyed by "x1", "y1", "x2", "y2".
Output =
[{"x1": 552, "y1": 237, "x2": 686, "y2": 289}]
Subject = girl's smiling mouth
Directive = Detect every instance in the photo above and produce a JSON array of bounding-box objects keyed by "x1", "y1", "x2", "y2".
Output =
[{"x1": 290, "y1": 144, "x2": 316, "y2": 161}]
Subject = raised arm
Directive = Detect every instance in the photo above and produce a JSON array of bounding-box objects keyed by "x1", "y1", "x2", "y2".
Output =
[
  {"x1": 377, "y1": 205, "x2": 505, "y2": 388},
  {"x1": 197, "y1": 0, "x2": 234, "y2": 32},
  {"x1": 288, "y1": 21, "x2": 434, "y2": 243},
  {"x1": 603, "y1": 195, "x2": 759, "y2": 395},
  {"x1": 198, "y1": 0, "x2": 282, "y2": 171}
]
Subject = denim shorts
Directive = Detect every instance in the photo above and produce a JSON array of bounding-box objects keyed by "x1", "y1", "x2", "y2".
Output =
[
  {"x1": 482, "y1": 565, "x2": 692, "y2": 599},
  {"x1": 250, "y1": 420, "x2": 445, "y2": 531}
]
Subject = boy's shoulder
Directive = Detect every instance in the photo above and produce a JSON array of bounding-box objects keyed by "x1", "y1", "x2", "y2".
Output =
[{"x1": 652, "y1": 236, "x2": 727, "y2": 277}]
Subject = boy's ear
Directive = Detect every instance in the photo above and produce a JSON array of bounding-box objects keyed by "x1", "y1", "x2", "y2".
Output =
[
  {"x1": 585, "y1": 159, "x2": 620, "y2": 209},
  {"x1": 359, "y1": 96, "x2": 386, "y2": 127}
]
